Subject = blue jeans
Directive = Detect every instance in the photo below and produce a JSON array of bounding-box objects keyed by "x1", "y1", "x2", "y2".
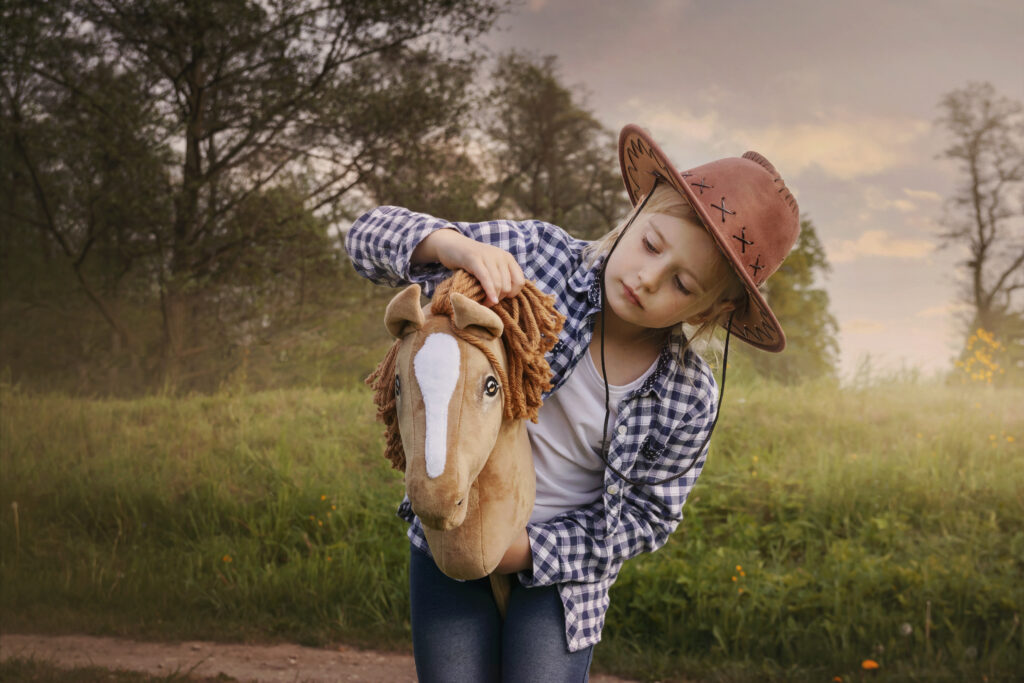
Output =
[{"x1": 409, "y1": 543, "x2": 595, "y2": 682}]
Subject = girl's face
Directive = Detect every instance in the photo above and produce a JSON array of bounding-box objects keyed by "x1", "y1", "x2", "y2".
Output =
[{"x1": 603, "y1": 211, "x2": 732, "y2": 334}]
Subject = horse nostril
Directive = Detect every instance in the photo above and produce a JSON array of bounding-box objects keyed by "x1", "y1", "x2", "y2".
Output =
[{"x1": 456, "y1": 498, "x2": 464, "y2": 506}]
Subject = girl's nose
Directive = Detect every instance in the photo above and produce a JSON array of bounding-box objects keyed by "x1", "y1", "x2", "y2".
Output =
[{"x1": 637, "y1": 266, "x2": 661, "y2": 292}]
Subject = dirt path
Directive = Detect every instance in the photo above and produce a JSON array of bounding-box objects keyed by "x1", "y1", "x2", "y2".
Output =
[{"x1": 1, "y1": 633, "x2": 638, "y2": 682}]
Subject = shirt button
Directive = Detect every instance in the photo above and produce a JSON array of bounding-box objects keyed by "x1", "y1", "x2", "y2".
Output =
[
  {"x1": 606, "y1": 483, "x2": 619, "y2": 496},
  {"x1": 616, "y1": 425, "x2": 627, "y2": 435}
]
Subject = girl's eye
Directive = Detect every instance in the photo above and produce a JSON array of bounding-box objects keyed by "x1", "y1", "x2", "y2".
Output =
[
  {"x1": 484, "y1": 376, "x2": 499, "y2": 397},
  {"x1": 675, "y1": 278, "x2": 692, "y2": 296},
  {"x1": 394, "y1": 375, "x2": 401, "y2": 397},
  {"x1": 643, "y1": 237, "x2": 658, "y2": 254}
]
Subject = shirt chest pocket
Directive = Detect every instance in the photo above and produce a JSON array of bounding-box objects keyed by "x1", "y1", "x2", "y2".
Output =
[
  {"x1": 638, "y1": 422, "x2": 675, "y2": 461},
  {"x1": 634, "y1": 421, "x2": 707, "y2": 480}
]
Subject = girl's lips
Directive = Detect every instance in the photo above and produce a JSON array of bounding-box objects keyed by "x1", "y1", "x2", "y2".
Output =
[{"x1": 623, "y1": 284, "x2": 643, "y2": 308}]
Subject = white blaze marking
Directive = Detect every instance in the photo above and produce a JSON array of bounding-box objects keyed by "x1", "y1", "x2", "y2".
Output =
[{"x1": 414, "y1": 333, "x2": 460, "y2": 479}]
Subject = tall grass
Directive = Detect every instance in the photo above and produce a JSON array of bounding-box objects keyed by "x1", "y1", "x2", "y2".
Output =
[
  {"x1": 0, "y1": 385, "x2": 409, "y2": 647},
  {"x1": 1, "y1": 380, "x2": 1021, "y2": 681}
]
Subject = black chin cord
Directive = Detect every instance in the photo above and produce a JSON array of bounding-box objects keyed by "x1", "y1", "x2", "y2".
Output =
[{"x1": 595, "y1": 181, "x2": 732, "y2": 488}]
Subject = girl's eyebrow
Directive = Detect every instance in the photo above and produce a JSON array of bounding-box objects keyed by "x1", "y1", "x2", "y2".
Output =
[{"x1": 650, "y1": 221, "x2": 707, "y2": 293}]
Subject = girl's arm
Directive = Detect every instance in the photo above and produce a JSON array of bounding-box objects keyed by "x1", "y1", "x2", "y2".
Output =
[
  {"x1": 344, "y1": 205, "x2": 578, "y2": 300},
  {"x1": 494, "y1": 529, "x2": 532, "y2": 574}
]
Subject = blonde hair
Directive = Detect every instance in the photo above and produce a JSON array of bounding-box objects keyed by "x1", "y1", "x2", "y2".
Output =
[{"x1": 584, "y1": 183, "x2": 746, "y2": 353}]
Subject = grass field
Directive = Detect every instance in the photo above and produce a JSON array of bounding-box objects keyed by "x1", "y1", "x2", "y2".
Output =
[{"x1": 1, "y1": 379, "x2": 1021, "y2": 682}]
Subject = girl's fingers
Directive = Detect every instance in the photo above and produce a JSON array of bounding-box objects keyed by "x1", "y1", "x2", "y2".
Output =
[
  {"x1": 464, "y1": 247, "x2": 525, "y2": 304},
  {"x1": 468, "y1": 255, "x2": 497, "y2": 304},
  {"x1": 499, "y1": 261, "x2": 513, "y2": 301},
  {"x1": 482, "y1": 268, "x2": 499, "y2": 305},
  {"x1": 509, "y1": 260, "x2": 526, "y2": 297}
]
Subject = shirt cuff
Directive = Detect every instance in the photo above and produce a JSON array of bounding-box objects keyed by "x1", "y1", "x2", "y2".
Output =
[
  {"x1": 395, "y1": 213, "x2": 460, "y2": 284},
  {"x1": 518, "y1": 523, "x2": 562, "y2": 587}
]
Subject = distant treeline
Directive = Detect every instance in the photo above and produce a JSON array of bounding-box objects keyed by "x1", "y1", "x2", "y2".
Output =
[{"x1": 1, "y1": 0, "x2": 836, "y2": 395}]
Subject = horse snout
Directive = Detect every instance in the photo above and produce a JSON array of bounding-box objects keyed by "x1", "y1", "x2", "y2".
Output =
[{"x1": 418, "y1": 508, "x2": 466, "y2": 531}]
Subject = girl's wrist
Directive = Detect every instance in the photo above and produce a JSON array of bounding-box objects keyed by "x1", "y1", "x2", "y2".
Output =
[{"x1": 496, "y1": 530, "x2": 532, "y2": 574}]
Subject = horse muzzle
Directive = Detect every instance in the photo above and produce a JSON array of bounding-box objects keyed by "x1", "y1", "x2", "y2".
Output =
[{"x1": 408, "y1": 483, "x2": 470, "y2": 531}]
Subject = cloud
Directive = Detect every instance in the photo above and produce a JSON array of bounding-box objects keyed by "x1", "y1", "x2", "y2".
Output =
[
  {"x1": 734, "y1": 116, "x2": 931, "y2": 181},
  {"x1": 827, "y1": 229, "x2": 935, "y2": 264},
  {"x1": 843, "y1": 319, "x2": 886, "y2": 334},
  {"x1": 621, "y1": 98, "x2": 929, "y2": 181},
  {"x1": 625, "y1": 100, "x2": 721, "y2": 145},
  {"x1": 864, "y1": 187, "x2": 916, "y2": 213},
  {"x1": 903, "y1": 188, "x2": 942, "y2": 203},
  {"x1": 916, "y1": 302, "x2": 972, "y2": 319}
]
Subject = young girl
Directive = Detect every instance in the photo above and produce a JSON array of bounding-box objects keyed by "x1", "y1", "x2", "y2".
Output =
[{"x1": 345, "y1": 124, "x2": 800, "y2": 682}]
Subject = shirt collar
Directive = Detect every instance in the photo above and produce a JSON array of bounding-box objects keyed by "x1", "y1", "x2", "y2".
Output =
[
  {"x1": 569, "y1": 255, "x2": 604, "y2": 316},
  {"x1": 633, "y1": 333, "x2": 684, "y2": 401}
]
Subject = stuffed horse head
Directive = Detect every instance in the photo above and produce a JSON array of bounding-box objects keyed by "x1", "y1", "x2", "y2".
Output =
[{"x1": 368, "y1": 270, "x2": 564, "y2": 579}]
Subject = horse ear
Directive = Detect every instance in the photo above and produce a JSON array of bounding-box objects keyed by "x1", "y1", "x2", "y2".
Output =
[
  {"x1": 450, "y1": 292, "x2": 504, "y2": 338},
  {"x1": 385, "y1": 284, "x2": 425, "y2": 338}
]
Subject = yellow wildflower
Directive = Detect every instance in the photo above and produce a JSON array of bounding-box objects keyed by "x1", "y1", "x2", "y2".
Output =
[
  {"x1": 222, "y1": 554, "x2": 232, "y2": 563},
  {"x1": 862, "y1": 659, "x2": 879, "y2": 670}
]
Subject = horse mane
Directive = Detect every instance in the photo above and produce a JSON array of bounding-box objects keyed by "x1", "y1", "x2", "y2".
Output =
[{"x1": 366, "y1": 270, "x2": 565, "y2": 471}]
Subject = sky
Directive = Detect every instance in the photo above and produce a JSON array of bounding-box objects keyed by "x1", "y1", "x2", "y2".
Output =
[{"x1": 478, "y1": 0, "x2": 1023, "y2": 380}]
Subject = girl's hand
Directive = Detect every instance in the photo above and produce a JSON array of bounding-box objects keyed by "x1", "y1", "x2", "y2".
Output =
[
  {"x1": 412, "y1": 228, "x2": 525, "y2": 305},
  {"x1": 494, "y1": 530, "x2": 532, "y2": 574}
]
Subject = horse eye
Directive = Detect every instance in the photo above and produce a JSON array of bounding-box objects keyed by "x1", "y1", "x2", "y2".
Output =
[
  {"x1": 394, "y1": 375, "x2": 401, "y2": 397},
  {"x1": 484, "y1": 376, "x2": 499, "y2": 397}
]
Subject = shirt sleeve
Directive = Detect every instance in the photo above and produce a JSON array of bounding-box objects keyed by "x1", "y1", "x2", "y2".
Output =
[
  {"x1": 519, "y1": 360, "x2": 718, "y2": 587},
  {"x1": 343, "y1": 205, "x2": 576, "y2": 298}
]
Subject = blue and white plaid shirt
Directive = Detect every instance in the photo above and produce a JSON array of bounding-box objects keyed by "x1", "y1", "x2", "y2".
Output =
[{"x1": 345, "y1": 206, "x2": 717, "y2": 652}]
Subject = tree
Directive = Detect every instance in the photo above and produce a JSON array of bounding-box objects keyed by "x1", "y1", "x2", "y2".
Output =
[
  {"x1": 1, "y1": 0, "x2": 507, "y2": 389},
  {"x1": 483, "y1": 52, "x2": 625, "y2": 238},
  {"x1": 937, "y1": 82, "x2": 1024, "y2": 366},
  {"x1": 737, "y1": 218, "x2": 839, "y2": 383}
]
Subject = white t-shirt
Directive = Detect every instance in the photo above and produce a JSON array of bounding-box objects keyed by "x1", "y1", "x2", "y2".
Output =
[{"x1": 527, "y1": 350, "x2": 659, "y2": 524}]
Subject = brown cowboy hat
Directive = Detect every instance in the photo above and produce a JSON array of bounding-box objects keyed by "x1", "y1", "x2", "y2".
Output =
[{"x1": 618, "y1": 124, "x2": 801, "y2": 352}]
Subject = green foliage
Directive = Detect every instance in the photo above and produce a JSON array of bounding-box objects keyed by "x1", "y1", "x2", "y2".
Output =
[
  {"x1": 2, "y1": 381, "x2": 1021, "y2": 681},
  {"x1": 484, "y1": 52, "x2": 626, "y2": 238},
  {"x1": 736, "y1": 218, "x2": 839, "y2": 383},
  {"x1": 936, "y1": 82, "x2": 1024, "y2": 375},
  {"x1": 1, "y1": 0, "x2": 507, "y2": 392}
]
